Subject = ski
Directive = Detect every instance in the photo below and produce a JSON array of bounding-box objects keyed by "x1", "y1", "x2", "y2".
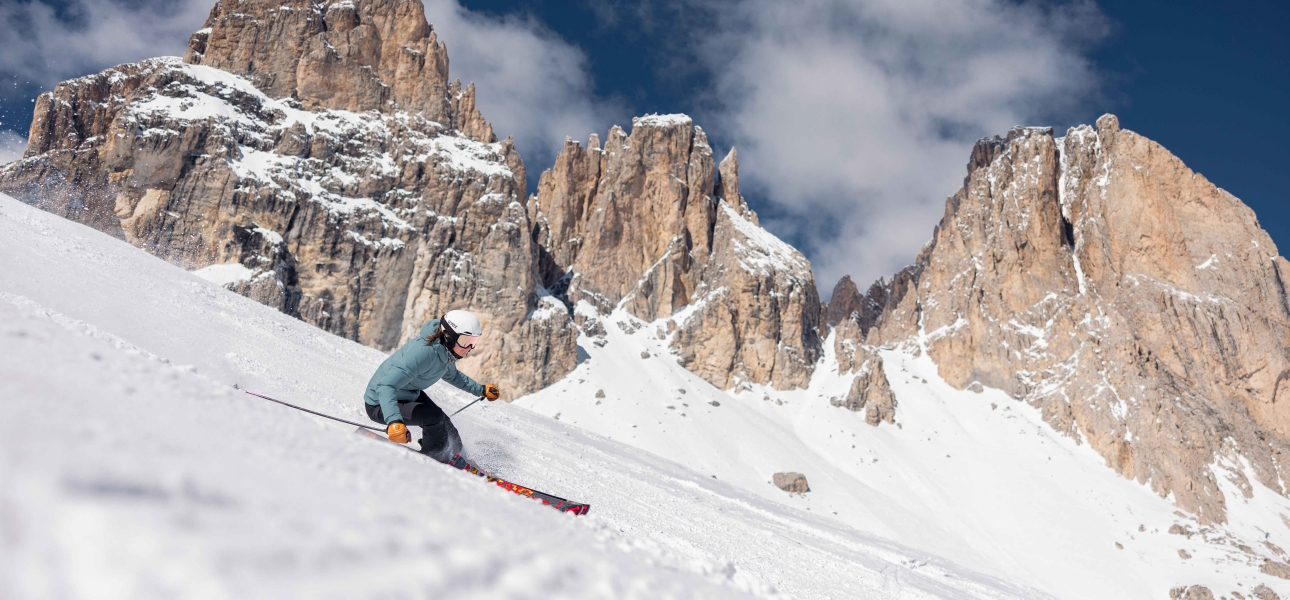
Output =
[
  {"x1": 354, "y1": 428, "x2": 591, "y2": 515},
  {"x1": 444, "y1": 454, "x2": 591, "y2": 515}
]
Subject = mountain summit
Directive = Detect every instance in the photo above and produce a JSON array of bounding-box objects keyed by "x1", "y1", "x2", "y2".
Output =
[
  {"x1": 530, "y1": 117, "x2": 822, "y2": 392},
  {"x1": 832, "y1": 115, "x2": 1290, "y2": 525}
]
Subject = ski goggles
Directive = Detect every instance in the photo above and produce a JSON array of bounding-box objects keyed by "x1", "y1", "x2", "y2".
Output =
[{"x1": 456, "y1": 335, "x2": 480, "y2": 351}]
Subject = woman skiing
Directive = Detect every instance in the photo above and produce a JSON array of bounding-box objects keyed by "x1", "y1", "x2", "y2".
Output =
[{"x1": 364, "y1": 310, "x2": 500, "y2": 462}]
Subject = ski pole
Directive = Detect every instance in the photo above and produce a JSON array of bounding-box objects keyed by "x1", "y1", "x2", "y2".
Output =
[
  {"x1": 450, "y1": 396, "x2": 485, "y2": 417},
  {"x1": 238, "y1": 387, "x2": 386, "y2": 433}
]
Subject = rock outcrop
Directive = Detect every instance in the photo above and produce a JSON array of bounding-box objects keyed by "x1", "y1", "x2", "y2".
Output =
[
  {"x1": 1263, "y1": 559, "x2": 1290, "y2": 580},
  {"x1": 0, "y1": 0, "x2": 576, "y2": 396},
  {"x1": 834, "y1": 115, "x2": 1290, "y2": 523},
  {"x1": 1170, "y1": 586, "x2": 1216, "y2": 600},
  {"x1": 531, "y1": 116, "x2": 822, "y2": 391},
  {"x1": 824, "y1": 275, "x2": 902, "y2": 425},
  {"x1": 1254, "y1": 583, "x2": 1283, "y2": 600},
  {"x1": 829, "y1": 351, "x2": 896, "y2": 425}
]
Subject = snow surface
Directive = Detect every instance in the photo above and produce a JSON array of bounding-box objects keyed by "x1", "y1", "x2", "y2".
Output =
[
  {"x1": 519, "y1": 307, "x2": 1290, "y2": 599},
  {"x1": 632, "y1": 113, "x2": 694, "y2": 128},
  {"x1": 0, "y1": 194, "x2": 1053, "y2": 598},
  {"x1": 191, "y1": 263, "x2": 257, "y2": 286}
]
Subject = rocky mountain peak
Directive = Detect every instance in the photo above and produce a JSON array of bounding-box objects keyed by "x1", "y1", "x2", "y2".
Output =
[
  {"x1": 185, "y1": 0, "x2": 492, "y2": 141},
  {"x1": 824, "y1": 275, "x2": 862, "y2": 328},
  {"x1": 535, "y1": 113, "x2": 718, "y2": 321},
  {"x1": 834, "y1": 114, "x2": 1290, "y2": 523},
  {"x1": 532, "y1": 113, "x2": 823, "y2": 391},
  {"x1": 716, "y1": 147, "x2": 758, "y2": 225}
]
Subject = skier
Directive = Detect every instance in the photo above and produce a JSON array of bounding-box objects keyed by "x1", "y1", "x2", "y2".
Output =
[{"x1": 363, "y1": 310, "x2": 500, "y2": 462}]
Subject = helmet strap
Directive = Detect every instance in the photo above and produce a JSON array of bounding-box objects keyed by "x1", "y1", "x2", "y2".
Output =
[{"x1": 438, "y1": 318, "x2": 463, "y2": 360}]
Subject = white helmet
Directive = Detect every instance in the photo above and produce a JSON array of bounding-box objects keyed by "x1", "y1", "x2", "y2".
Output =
[{"x1": 442, "y1": 309, "x2": 482, "y2": 337}]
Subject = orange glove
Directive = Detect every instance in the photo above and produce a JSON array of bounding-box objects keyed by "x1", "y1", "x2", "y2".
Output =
[
  {"x1": 387, "y1": 422, "x2": 410, "y2": 443},
  {"x1": 483, "y1": 384, "x2": 500, "y2": 401}
]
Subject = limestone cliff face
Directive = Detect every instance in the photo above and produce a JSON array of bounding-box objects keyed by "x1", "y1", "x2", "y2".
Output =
[
  {"x1": 531, "y1": 116, "x2": 822, "y2": 390},
  {"x1": 0, "y1": 0, "x2": 575, "y2": 397},
  {"x1": 185, "y1": 0, "x2": 492, "y2": 139},
  {"x1": 834, "y1": 115, "x2": 1290, "y2": 523}
]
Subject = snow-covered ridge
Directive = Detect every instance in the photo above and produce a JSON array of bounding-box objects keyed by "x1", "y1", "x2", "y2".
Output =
[
  {"x1": 720, "y1": 200, "x2": 811, "y2": 276},
  {"x1": 632, "y1": 113, "x2": 694, "y2": 128}
]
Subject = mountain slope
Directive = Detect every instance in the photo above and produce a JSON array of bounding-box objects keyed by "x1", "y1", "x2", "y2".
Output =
[
  {"x1": 0, "y1": 192, "x2": 1044, "y2": 598},
  {"x1": 519, "y1": 268, "x2": 1290, "y2": 595}
]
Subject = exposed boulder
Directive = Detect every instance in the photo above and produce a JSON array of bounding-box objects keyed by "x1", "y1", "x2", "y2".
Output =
[{"x1": 772, "y1": 472, "x2": 810, "y2": 494}]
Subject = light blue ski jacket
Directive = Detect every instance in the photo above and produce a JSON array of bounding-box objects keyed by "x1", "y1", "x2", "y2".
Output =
[{"x1": 363, "y1": 319, "x2": 484, "y2": 424}]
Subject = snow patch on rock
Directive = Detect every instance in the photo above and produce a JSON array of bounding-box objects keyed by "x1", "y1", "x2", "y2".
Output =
[{"x1": 191, "y1": 263, "x2": 256, "y2": 286}]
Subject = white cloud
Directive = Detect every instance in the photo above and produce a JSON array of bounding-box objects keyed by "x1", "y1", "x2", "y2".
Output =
[
  {"x1": 0, "y1": 130, "x2": 27, "y2": 165},
  {"x1": 691, "y1": 0, "x2": 1107, "y2": 293},
  {"x1": 419, "y1": 1, "x2": 625, "y2": 189},
  {"x1": 0, "y1": 0, "x2": 208, "y2": 90},
  {"x1": 0, "y1": 0, "x2": 619, "y2": 194}
]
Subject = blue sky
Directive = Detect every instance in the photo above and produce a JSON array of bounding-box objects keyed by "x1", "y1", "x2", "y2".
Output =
[
  {"x1": 1, "y1": 0, "x2": 1284, "y2": 290},
  {"x1": 1090, "y1": 2, "x2": 1288, "y2": 270}
]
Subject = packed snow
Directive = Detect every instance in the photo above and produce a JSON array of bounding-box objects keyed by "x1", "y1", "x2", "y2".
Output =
[{"x1": 0, "y1": 194, "x2": 1052, "y2": 598}]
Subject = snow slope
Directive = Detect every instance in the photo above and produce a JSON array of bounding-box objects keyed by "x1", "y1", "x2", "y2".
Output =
[
  {"x1": 518, "y1": 308, "x2": 1290, "y2": 598},
  {"x1": 0, "y1": 194, "x2": 1048, "y2": 598}
]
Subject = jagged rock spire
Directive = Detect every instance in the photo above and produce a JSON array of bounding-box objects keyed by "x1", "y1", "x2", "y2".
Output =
[{"x1": 532, "y1": 114, "x2": 822, "y2": 390}]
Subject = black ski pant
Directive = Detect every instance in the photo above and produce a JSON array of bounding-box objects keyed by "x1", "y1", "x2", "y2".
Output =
[{"x1": 366, "y1": 391, "x2": 462, "y2": 460}]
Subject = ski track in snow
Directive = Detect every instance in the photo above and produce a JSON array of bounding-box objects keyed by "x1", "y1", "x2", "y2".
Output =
[{"x1": 0, "y1": 194, "x2": 1051, "y2": 599}]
